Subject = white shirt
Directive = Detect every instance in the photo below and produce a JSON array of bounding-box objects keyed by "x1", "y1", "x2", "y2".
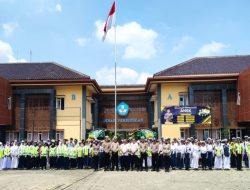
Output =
[
  {"x1": 130, "y1": 143, "x2": 138, "y2": 154},
  {"x1": 120, "y1": 143, "x2": 129, "y2": 156}
]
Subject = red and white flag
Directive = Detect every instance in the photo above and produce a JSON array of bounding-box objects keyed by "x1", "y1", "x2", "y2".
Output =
[{"x1": 103, "y1": 1, "x2": 116, "y2": 41}]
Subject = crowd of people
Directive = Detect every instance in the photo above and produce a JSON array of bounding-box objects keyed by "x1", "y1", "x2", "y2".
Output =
[{"x1": 0, "y1": 136, "x2": 250, "y2": 172}]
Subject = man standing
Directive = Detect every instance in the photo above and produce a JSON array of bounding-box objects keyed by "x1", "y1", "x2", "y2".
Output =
[
  {"x1": 56, "y1": 140, "x2": 64, "y2": 169},
  {"x1": 111, "y1": 136, "x2": 119, "y2": 171},
  {"x1": 40, "y1": 142, "x2": 48, "y2": 170},
  {"x1": 130, "y1": 138, "x2": 139, "y2": 171},
  {"x1": 32, "y1": 142, "x2": 40, "y2": 169},
  {"x1": 0, "y1": 142, "x2": 4, "y2": 170},
  {"x1": 10, "y1": 141, "x2": 19, "y2": 169},
  {"x1": 102, "y1": 136, "x2": 111, "y2": 171},
  {"x1": 230, "y1": 137, "x2": 237, "y2": 168},
  {"x1": 92, "y1": 140, "x2": 100, "y2": 171},
  {"x1": 139, "y1": 137, "x2": 148, "y2": 171},
  {"x1": 235, "y1": 138, "x2": 244, "y2": 171},
  {"x1": 49, "y1": 142, "x2": 57, "y2": 169},
  {"x1": 18, "y1": 140, "x2": 26, "y2": 169},
  {"x1": 184, "y1": 139, "x2": 192, "y2": 170},
  {"x1": 223, "y1": 139, "x2": 231, "y2": 170},
  {"x1": 206, "y1": 138, "x2": 214, "y2": 170},
  {"x1": 246, "y1": 137, "x2": 250, "y2": 170},
  {"x1": 162, "y1": 138, "x2": 171, "y2": 172},
  {"x1": 214, "y1": 140, "x2": 223, "y2": 170},
  {"x1": 151, "y1": 138, "x2": 159, "y2": 172}
]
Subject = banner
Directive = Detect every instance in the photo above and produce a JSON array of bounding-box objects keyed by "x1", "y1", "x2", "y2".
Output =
[{"x1": 161, "y1": 106, "x2": 211, "y2": 125}]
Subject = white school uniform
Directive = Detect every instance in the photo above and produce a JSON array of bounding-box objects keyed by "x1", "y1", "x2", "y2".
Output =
[
  {"x1": 191, "y1": 144, "x2": 200, "y2": 169},
  {"x1": 10, "y1": 145, "x2": 19, "y2": 169},
  {"x1": 2, "y1": 145, "x2": 11, "y2": 169},
  {"x1": 223, "y1": 144, "x2": 230, "y2": 170},
  {"x1": 214, "y1": 145, "x2": 223, "y2": 169}
]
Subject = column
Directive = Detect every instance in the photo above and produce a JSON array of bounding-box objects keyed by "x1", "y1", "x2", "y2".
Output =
[
  {"x1": 19, "y1": 93, "x2": 25, "y2": 141},
  {"x1": 222, "y1": 88, "x2": 228, "y2": 139},
  {"x1": 49, "y1": 90, "x2": 56, "y2": 139},
  {"x1": 93, "y1": 97, "x2": 98, "y2": 130},
  {"x1": 157, "y1": 84, "x2": 162, "y2": 138},
  {"x1": 148, "y1": 99, "x2": 154, "y2": 129},
  {"x1": 82, "y1": 86, "x2": 87, "y2": 140}
]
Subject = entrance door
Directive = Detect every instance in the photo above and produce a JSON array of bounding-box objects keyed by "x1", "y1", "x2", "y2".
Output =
[{"x1": 236, "y1": 129, "x2": 242, "y2": 138}]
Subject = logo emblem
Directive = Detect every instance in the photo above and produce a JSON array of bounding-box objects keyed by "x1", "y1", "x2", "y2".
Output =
[{"x1": 117, "y1": 102, "x2": 129, "y2": 117}]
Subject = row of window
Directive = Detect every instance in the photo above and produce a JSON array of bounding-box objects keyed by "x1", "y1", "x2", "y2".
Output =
[{"x1": 7, "y1": 132, "x2": 62, "y2": 141}]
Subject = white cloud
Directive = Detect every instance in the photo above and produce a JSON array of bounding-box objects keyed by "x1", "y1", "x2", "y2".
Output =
[
  {"x1": 95, "y1": 67, "x2": 152, "y2": 85},
  {"x1": 76, "y1": 37, "x2": 87, "y2": 47},
  {"x1": 2, "y1": 22, "x2": 18, "y2": 36},
  {"x1": 95, "y1": 20, "x2": 158, "y2": 60},
  {"x1": 195, "y1": 41, "x2": 229, "y2": 57},
  {"x1": 55, "y1": 3, "x2": 62, "y2": 12},
  {"x1": 171, "y1": 35, "x2": 193, "y2": 53},
  {"x1": 0, "y1": 40, "x2": 26, "y2": 63}
]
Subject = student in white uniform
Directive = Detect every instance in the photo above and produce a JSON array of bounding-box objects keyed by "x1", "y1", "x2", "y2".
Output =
[
  {"x1": 10, "y1": 141, "x2": 19, "y2": 169},
  {"x1": 246, "y1": 137, "x2": 250, "y2": 170},
  {"x1": 191, "y1": 140, "x2": 200, "y2": 170},
  {"x1": 214, "y1": 140, "x2": 223, "y2": 169},
  {"x1": 200, "y1": 141, "x2": 207, "y2": 170},
  {"x1": 223, "y1": 139, "x2": 230, "y2": 170}
]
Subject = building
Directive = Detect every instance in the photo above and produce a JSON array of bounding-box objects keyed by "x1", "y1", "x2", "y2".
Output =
[{"x1": 0, "y1": 55, "x2": 250, "y2": 141}]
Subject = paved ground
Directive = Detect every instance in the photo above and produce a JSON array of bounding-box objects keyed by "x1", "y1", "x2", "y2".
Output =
[{"x1": 0, "y1": 169, "x2": 250, "y2": 190}]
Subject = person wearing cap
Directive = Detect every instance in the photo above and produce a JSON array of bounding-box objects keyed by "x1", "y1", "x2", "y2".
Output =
[
  {"x1": 18, "y1": 140, "x2": 26, "y2": 169},
  {"x1": 139, "y1": 136, "x2": 148, "y2": 171},
  {"x1": 92, "y1": 140, "x2": 100, "y2": 171},
  {"x1": 170, "y1": 140, "x2": 177, "y2": 170},
  {"x1": 184, "y1": 139, "x2": 192, "y2": 170},
  {"x1": 63, "y1": 142, "x2": 70, "y2": 170},
  {"x1": 191, "y1": 140, "x2": 200, "y2": 170},
  {"x1": 102, "y1": 136, "x2": 111, "y2": 171},
  {"x1": 243, "y1": 136, "x2": 249, "y2": 168},
  {"x1": 200, "y1": 141, "x2": 207, "y2": 170},
  {"x1": 230, "y1": 137, "x2": 237, "y2": 168},
  {"x1": 83, "y1": 141, "x2": 91, "y2": 169},
  {"x1": 214, "y1": 140, "x2": 223, "y2": 170},
  {"x1": 150, "y1": 138, "x2": 159, "y2": 172},
  {"x1": 32, "y1": 141, "x2": 40, "y2": 169},
  {"x1": 10, "y1": 141, "x2": 19, "y2": 169},
  {"x1": 162, "y1": 138, "x2": 171, "y2": 172},
  {"x1": 111, "y1": 136, "x2": 119, "y2": 171},
  {"x1": 206, "y1": 138, "x2": 214, "y2": 170},
  {"x1": 76, "y1": 142, "x2": 84, "y2": 169},
  {"x1": 223, "y1": 139, "x2": 230, "y2": 170},
  {"x1": 2, "y1": 142, "x2": 11, "y2": 170},
  {"x1": 69, "y1": 143, "x2": 77, "y2": 169},
  {"x1": 119, "y1": 139, "x2": 130, "y2": 171},
  {"x1": 176, "y1": 140, "x2": 185, "y2": 170},
  {"x1": 0, "y1": 142, "x2": 4, "y2": 170},
  {"x1": 49, "y1": 142, "x2": 57, "y2": 169},
  {"x1": 235, "y1": 138, "x2": 244, "y2": 171},
  {"x1": 40, "y1": 142, "x2": 48, "y2": 170},
  {"x1": 246, "y1": 137, "x2": 250, "y2": 169},
  {"x1": 56, "y1": 140, "x2": 65, "y2": 169},
  {"x1": 129, "y1": 138, "x2": 139, "y2": 171}
]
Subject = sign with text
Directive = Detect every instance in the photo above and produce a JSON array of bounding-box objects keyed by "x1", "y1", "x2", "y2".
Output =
[{"x1": 161, "y1": 106, "x2": 211, "y2": 125}]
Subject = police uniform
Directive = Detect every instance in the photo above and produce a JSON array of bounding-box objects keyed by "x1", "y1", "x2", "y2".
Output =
[
  {"x1": 150, "y1": 140, "x2": 159, "y2": 171},
  {"x1": 235, "y1": 140, "x2": 244, "y2": 170},
  {"x1": 40, "y1": 144, "x2": 48, "y2": 170},
  {"x1": 92, "y1": 141, "x2": 100, "y2": 171},
  {"x1": 139, "y1": 138, "x2": 148, "y2": 171},
  {"x1": 162, "y1": 139, "x2": 171, "y2": 172},
  {"x1": 77, "y1": 143, "x2": 84, "y2": 169},
  {"x1": 49, "y1": 144, "x2": 57, "y2": 169},
  {"x1": 111, "y1": 138, "x2": 119, "y2": 171},
  {"x1": 102, "y1": 138, "x2": 111, "y2": 170}
]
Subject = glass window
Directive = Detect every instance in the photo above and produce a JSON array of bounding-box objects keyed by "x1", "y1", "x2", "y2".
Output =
[
  {"x1": 9, "y1": 133, "x2": 14, "y2": 141},
  {"x1": 236, "y1": 129, "x2": 242, "y2": 138},
  {"x1": 179, "y1": 93, "x2": 189, "y2": 106},
  {"x1": 7, "y1": 97, "x2": 12, "y2": 110},
  {"x1": 56, "y1": 98, "x2": 64, "y2": 110},
  {"x1": 56, "y1": 133, "x2": 60, "y2": 141},
  {"x1": 180, "y1": 129, "x2": 185, "y2": 139},
  {"x1": 27, "y1": 133, "x2": 32, "y2": 141},
  {"x1": 204, "y1": 129, "x2": 210, "y2": 140},
  {"x1": 216, "y1": 129, "x2": 221, "y2": 140},
  {"x1": 38, "y1": 133, "x2": 42, "y2": 141},
  {"x1": 72, "y1": 94, "x2": 76, "y2": 101}
]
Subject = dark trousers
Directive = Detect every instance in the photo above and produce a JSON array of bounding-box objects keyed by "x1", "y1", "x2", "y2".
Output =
[
  {"x1": 176, "y1": 153, "x2": 184, "y2": 169},
  {"x1": 70, "y1": 158, "x2": 77, "y2": 169},
  {"x1": 64, "y1": 157, "x2": 69, "y2": 170},
  {"x1": 231, "y1": 154, "x2": 237, "y2": 168},
  {"x1": 140, "y1": 152, "x2": 148, "y2": 170},
  {"x1": 130, "y1": 155, "x2": 138, "y2": 170},
  {"x1": 243, "y1": 153, "x2": 249, "y2": 168},
  {"x1": 103, "y1": 152, "x2": 110, "y2": 169},
  {"x1": 33, "y1": 157, "x2": 40, "y2": 168},
  {"x1": 171, "y1": 153, "x2": 177, "y2": 169},
  {"x1": 207, "y1": 152, "x2": 213, "y2": 169},
  {"x1": 56, "y1": 156, "x2": 64, "y2": 169},
  {"x1": 40, "y1": 157, "x2": 47, "y2": 169},
  {"x1": 93, "y1": 155, "x2": 99, "y2": 170},
  {"x1": 164, "y1": 155, "x2": 171, "y2": 171},
  {"x1": 184, "y1": 153, "x2": 190, "y2": 170},
  {"x1": 236, "y1": 154, "x2": 242, "y2": 170},
  {"x1": 18, "y1": 156, "x2": 26, "y2": 169},
  {"x1": 111, "y1": 152, "x2": 119, "y2": 170},
  {"x1": 83, "y1": 156, "x2": 90, "y2": 168},
  {"x1": 159, "y1": 154, "x2": 164, "y2": 169},
  {"x1": 50, "y1": 157, "x2": 56, "y2": 169},
  {"x1": 120, "y1": 156, "x2": 129, "y2": 171},
  {"x1": 152, "y1": 153, "x2": 159, "y2": 171},
  {"x1": 77, "y1": 157, "x2": 83, "y2": 169},
  {"x1": 201, "y1": 153, "x2": 207, "y2": 169},
  {"x1": 26, "y1": 155, "x2": 32, "y2": 169}
]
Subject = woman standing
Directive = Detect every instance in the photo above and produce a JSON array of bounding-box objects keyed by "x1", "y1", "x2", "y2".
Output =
[
  {"x1": 200, "y1": 141, "x2": 207, "y2": 170},
  {"x1": 191, "y1": 140, "x2": 200, "y2": 170}
]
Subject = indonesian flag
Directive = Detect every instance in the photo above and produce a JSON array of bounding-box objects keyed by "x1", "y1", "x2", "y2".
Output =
[{"x1": 103, "y1": 1, "x2": 116, "y2": 41}]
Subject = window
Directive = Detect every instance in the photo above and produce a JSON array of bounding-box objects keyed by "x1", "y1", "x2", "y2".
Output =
[
  {"x1": 216, "y1": 129, "x2": 221, "y2": 140},
  {"x1": 38, "y1": 133, "x2": 42, "y2": 141},
  {"x1": 236, "y1": 129, "x2": 242, "y2": 138},
  {"x1": 9, "y1": 133, "x2": 14, "y2": 141},
  {"x1": 72, "y1": 94, "x2": 76, "y2": 101},
  {"x1": 56, "y1": 97, "x2": 64, "y2": 110},
  {"x1": 179, "y1": 93, "x2": 189, "y2": 106},
  {"x1": 195, "y1": 130, "x2": 198, "y2": 139},
  {"x1": 27, "y1": 133, "x2": 32, "y2": 141},
  {"x1": 204, "y1": 129, "x2": 210, "y2": 140},
  {"x1": 7, "y1": 97, "x2": 12, "y2": 110}
]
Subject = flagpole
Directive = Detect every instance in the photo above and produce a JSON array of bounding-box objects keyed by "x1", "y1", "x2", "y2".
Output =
[{"x1": 114, "y1": 0, "x2": 117, "y2": 137}]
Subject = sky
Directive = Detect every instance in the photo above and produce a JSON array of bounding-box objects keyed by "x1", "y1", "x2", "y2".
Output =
[{"x1": 0, "y1": 0, "x2": 250, "y2": 85}]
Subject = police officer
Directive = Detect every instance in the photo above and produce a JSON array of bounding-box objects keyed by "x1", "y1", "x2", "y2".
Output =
[
  {"x1": 92, "y1": 140, "x2": 100, "y2": 171},
  {"x1": 162, "y1": 138, "x2": 171, "y2": 172},
  {"x1": 18, "y1": 140, "x2": 26, "y2": 169},
  {"x1": 102, "y1": 136, "x2": 111, "y2": 171},
  {"x1": 77, "y1": 142, "x2": 84, "y2": 169},
  {"x1": 63, "y1": 143, "x2": 70, "y2": 170},
  {"x1": 49, "y1": 141, "x2": 56, "y2": 169},
  {"x1": 151, "y1": 138, "x2": 159, "y2": 172},
  {"x1": 230, "y1": 137, "x2": 237, "y2": 168},
  {"x1": 206, "y1": 138, "x2": 214, "y2": 170},
  {"x1": 32, "y1": 142, "x2": 40, "y2": 169},
  {"x1": 40, "y1": 142, "x2": 48, "y2": 170},
  {"x1": 184, "y1": 138, "x2": 192, "y2": 170},
  {"x1": 130, "y1": 138, "x2": 139, "y2": 171},
  {"x1": 235, "y1": 138, "x2": 244, "y2": 171},
  {"x1": 56, "y1": 140, "x2": 65, "y2": 169},
  {"x1": 139, "y1": 137, "x2": 148, "y2": 171},
  {"x1": 111, "y1": 136, "x2": 119, "y2": 171},
  {"x1": 69, "y1": 144, "x2": 77, "y2": 169}
]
